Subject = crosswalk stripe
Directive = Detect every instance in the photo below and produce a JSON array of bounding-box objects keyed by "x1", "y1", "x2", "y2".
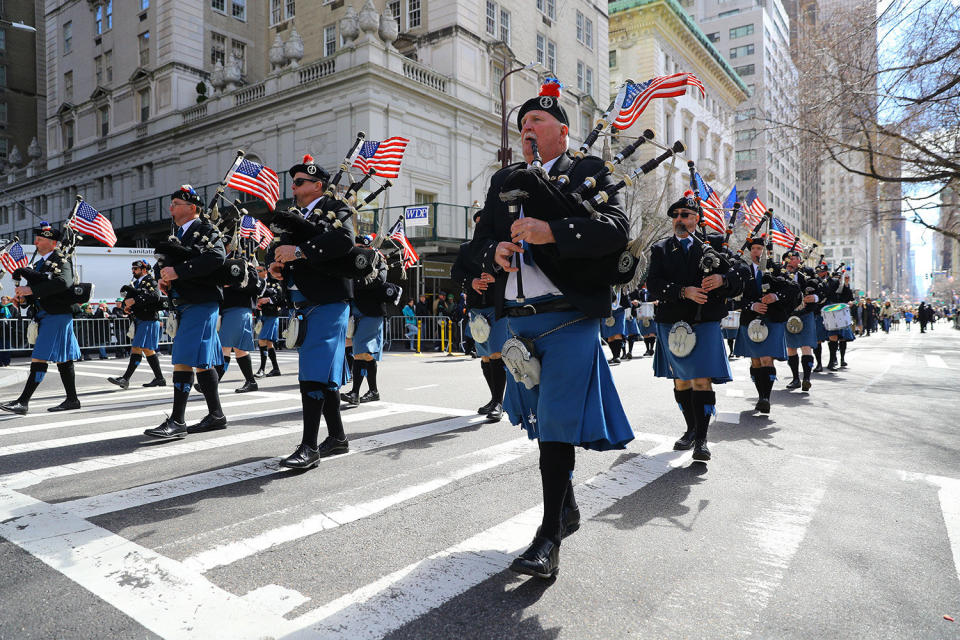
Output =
[
  {"x1": 898, "y1": 471, "x2": 960, "y2": 589},
  {"x1": 924, "y1": 354, "x2": 949, "y2": 368}
]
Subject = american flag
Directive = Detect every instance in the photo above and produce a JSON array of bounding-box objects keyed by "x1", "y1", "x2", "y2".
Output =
[
  {"x1": 351, "y1": 137, "x2": 409, "y2": 180},
  {"x1": 740, "y1": 187, "x2": 766, "y2": 227},
  {"x1": 226, "y1": 159, "x2": 281, "y2": 210},
  {"x1": 693, "y1": 172, "x2": 727, "y2": 234},
  {"x1": 722, "y1": 186, "x2": 739, "y2": 229},
  {"x1": 387, "y1": 216, "x2": 419, "y2": 270},
  {"x1": 0, "y1": 242, "x2": 28, "y2": 274},
  {"x1": 612, "y1": 73, "x2": 706, "y2": 130},
  {"x1": 239, "y1": 215, "x2": 275, "y2": 250},
  {"x1": 770, "y1": 216, "x2": 802, "y2": 250},
  {"x1": 68, "y1": 201, "x2": 117, "y2": 247}
]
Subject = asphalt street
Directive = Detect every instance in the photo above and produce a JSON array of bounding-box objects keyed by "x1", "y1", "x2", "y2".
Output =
[{"x1": 0, "y1": 323, "x2": 958, "y2": 640}]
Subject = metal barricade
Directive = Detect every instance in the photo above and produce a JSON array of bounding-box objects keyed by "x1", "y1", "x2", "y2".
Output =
[
  {"x1": 0, "y1": 316, "x2": 178, "y2": 353},
  {"x1": 384, "y1": 315, "x2": 454, "y2": 353}
]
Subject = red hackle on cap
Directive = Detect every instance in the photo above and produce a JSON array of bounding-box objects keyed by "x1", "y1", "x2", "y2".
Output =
[
  {"x1": 539, "y1": 78, "x2": 562, "y2": 99},
  {"x1": 302, "y1": 154, "x2": 314, "y2": 163}
]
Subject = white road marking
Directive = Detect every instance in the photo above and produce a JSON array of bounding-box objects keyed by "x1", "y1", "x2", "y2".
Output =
[
  {"x1": 404, "y1": 384, "x2": 439, "y2": 390},
  {"x1": 861, "y1": 350, "x2": 904, "y2": 392},
  {"x1": 725, "y1": 388, "x2": 745, "y2": 397},
  {"x1": 924, "y1": 354, "x2": 949, "y2": 369},
  {"x1": 716, "y1": 411, "x2": 741, "y2": 424},
  {"x1": 898, "y1": 471, "x2": 960, "y2": 587}
]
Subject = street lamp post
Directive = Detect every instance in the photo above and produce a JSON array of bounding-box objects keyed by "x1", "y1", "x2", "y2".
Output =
[
  {"x1": 0, "y1": 19, "x2": 37, "y2": 33},
  {"x1": 498, "y1": 61, "x2": 539, "y2": 168}
]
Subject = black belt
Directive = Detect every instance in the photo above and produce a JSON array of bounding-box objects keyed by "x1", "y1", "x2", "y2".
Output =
[{"x1": 503, "y1": 299, "x2": 576, "y2": 317}]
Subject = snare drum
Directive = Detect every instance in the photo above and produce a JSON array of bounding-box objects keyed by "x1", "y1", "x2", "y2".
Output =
[
  {"x1": 721, "y1": 310, "x2": 740, "y2": 330},
  {"x1": 822, "y1": 303, "x2": 852, "y2": 331},
  {"x1": 638, "y1": 301, "x2": 655, "y2": 320}
]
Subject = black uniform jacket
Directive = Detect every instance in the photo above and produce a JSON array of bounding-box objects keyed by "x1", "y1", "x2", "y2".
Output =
[
  {"x1": 470, "y1": 152, "x2": 629, "y2": 319},
  {"x1": 16, "y1": 249, "x2": 79, "y2": 315},
  {"x1": 822, "y1": 278, "x2": 854, "y2": 306},
  {"x1": 646, "y1": 233, "x2": 744, "y2": 324},
  {"x1": 738, "y1": 263, "x2": 802, "y2": 324},
  {"x1": 126, "y1": 273, "x2": 163, "y2": 321},
  {"x1": 221, "y1": 263, "x2": 262, "y2": 311},
  {"x1": 451, "y1": 241, "x2": 491, "y2": 309},
  {"x1": 258, "y1": 279, "x2": 284, "y2": 317},
  {"x1": 166, "y1": 217, "x2": 227, "y2": 304},
  {"x1": 280, "y1": 210, "x2": 355, "y2": 306},
  {"x1": 352, "y1": 261, "x2": 389, "y2": 317},
  {"x1": 784, "y1": 267, "x2": 820, "y2": 316}
]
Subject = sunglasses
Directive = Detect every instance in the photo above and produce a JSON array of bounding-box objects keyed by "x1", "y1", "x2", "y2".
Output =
[
  {"x1": 292, "y1": 178, "x2": 319, "y2": 187},
  {"x1": 675, "y1": 210, "x2": 697, "y2": 219}
]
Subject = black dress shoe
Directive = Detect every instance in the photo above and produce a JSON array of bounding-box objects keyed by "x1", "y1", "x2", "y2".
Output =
[
  {"x1": 144, "y1": 418, "x2": 187, "y2": 439},
  {"x1": 190, "y1": 413, "x2": 227, "y2": 431},
  {"x1": 279, "y1": 443, "x2": 320, "y2": 469},
  {"x1": 827, "y1": 361, "x2": 839, "y2": 371},
  {"x1": 673, "y1": 431, "x2": 696, "y2": 450},
  {"x1": 607, "y1": 357, "x2": 621, "y2": 366},
  {"x1": 509, "y1": 536, "x2": 560, "y2": 579},
  {"x1": 235, "y1": 380, "x2": 259, "y2": 393},
  {"x1": 359, "y1": 390, "x2": 380, "y2": 403},
  {"x1": 813, "y1": 364, "x2": 824, "y2": 373},
  {"x1": 340, "y1": 391, "x2": 360, "y2": 406},
  {"x1": 840, "y1": 360, "x2": 848, "y2": 368},
  {"x1": 48, "y1": 399, "x2": 81, "y2": 412},
  {"x1": 692, "y1": 439, "x2": 711, "y2": 461},
  {"x1": 316, "y1": 436, "x2": 349, "y2": 458},
  {"x1": 265, "y1": 369, "x2": 282, "y2": 377},
  {"x1": 801, "y1": 379, "x2": 812, "y2": 391},
  {"x1": 785, "y1": 378, "x2": 801, "y2": 390},
  {"x1": 536, "y1": 506, "x2": 582, "y2": 540},
  {"x1": 107, "y1": 376, "x2": 129, "y2": 390},
  {"x1": 82, "y1": 354, "x2": 91, "y2": 361},
  {"x1": 623, "y1": 352, "x2": 633, "y2": 360},
  {"x1": 254, "y1": 368, "x2": 266, "y2": 378},
  {"x1": 755, "y1": 398, "x2": 771, "y2": 414},
  {"x1": 142, "y1": 377, "x2": 167, "y2": 387},
  {"x1": 477, "y1": 399, "x2": 497, "y2": 415},
  {"x1": 0, "y1": 401, "x2": 28, "y2": 415},
  {"x1": 485, "y1": 403, "x2": 503, "y2": 422}
]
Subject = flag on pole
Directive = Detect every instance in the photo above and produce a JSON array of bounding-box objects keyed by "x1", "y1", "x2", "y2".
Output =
[
  {"x1": 770, "y1": 216, "x2": 802, "y2": 250},
  {"x1": 352, "y1": 137, "x2": 410, "y2": 179},
  {"x1": 0, "y1": 242, "x2": 28, "y2": 274},
  {"x1": 612, "y1": 73, "x2": 706, "y2": 130},
  {"x1": 693, "y1": 172, "x2": 727, "y2": 234},
  {"x1": 226, "y1": 158, "x2": 281, "y2": 210},
  {"x1": 387, "y1": 216, "x2": 419, "y2": 270},
  {"x1": 239, "y1": 215, "x2": 275, "y2": 250},
  {"x1": 68, "y1": 201, "x2": 117, "y2": 247},
  {"x1": 741, "y1": 188, "x2": 766, "y2": 227}
]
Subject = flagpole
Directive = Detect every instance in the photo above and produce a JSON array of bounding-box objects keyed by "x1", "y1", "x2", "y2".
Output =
[{"x1": 207, "y1": 151, "x2": 245, "y2": 213}]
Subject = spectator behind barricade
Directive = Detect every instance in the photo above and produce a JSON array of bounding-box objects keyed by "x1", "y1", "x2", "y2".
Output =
[
  {"x1": 0, "y1": 295, "x2": 14, "y2": 366},
  {"x1": 402, "y1": 299, "x2": 418, "y2": 350},
  {"x1": 415, "y1": 294, "x2": 430, "y2": 317},
  {"x1": 111, "y1": 298, "x2": 129, "y2": 358},
  {"x1": 432, "y1": 292, "x2": 445, "y2": 317}
]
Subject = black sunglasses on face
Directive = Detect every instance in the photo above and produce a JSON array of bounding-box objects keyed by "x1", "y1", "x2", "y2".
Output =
[
  {"x1": 675, "y1": 210, "x2": 697, "y2": 219},
  {"x1": 292, "y1": 178, "x2": 319, "y2": 187}
]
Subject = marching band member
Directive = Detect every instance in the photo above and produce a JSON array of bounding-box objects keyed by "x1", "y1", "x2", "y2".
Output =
[
  {"x1": 822, "y1": 268, "x2": 855, "y2": 370},
  {"x1": 255, "y1": 264, "x2": 283, "y2": 377},
  {"x1": 623, "y1": 287, "x2": 641, "y2": 360},
  {"x1": 782, "y1": 250, "x2": 819, "y2": 391},
  {"x1": 341, "y1": 236, "x2": 387, "y2": 406},
  {"x1": 1, "y1": 223, "x2": 83, "y2": 414},
  {"x1": 601, "y1": 289, "x2": 627, "y2": 365},
  {"x1": 647, "y1": 193, "x2": 744, "y2": 460},
  {"x1": 108, "y1": 259, "x2": 166, "y2": 389},
  {"x1": 637, "y1": 284, "x2": 658, "y2": 356},
  {"x1": 217, "y1": 252, "x2": 262, "y2": 393},
  {"x1": 144, "y1": 185, "x2": 227, "y2": 439}
]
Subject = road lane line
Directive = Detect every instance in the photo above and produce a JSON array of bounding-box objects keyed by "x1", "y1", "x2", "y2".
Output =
[
  {"x1": 898, "y1": 471, "x2": 960, "y2": 588},
  {"x1": 404, "y1": 384, "x2": 439, "y2": 390},
  {"x1": 924, "y1": 354, "x2": 949, "y2": 368}
]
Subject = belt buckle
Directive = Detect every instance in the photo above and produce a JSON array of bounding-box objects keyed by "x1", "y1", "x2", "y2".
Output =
[{"x1": 522, "y1": 304, "x2": 537, "y2": 316}]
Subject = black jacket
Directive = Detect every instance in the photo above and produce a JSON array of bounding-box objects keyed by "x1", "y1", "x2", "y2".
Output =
[
  {"x1": 257, "y1": 279, "x2": 284, "y2": 317},
  {"x1": 823, "y1": 278, "x2": 854, "y2": 305},
  {"x1": 163, "y1": 218, "x2": 227, "y2": 304},
  {"x1": 124, "y1": 273, "x2": 163, "y2": 321},
  {"x1": 451, "y1": 241, "x2": 491, "y2": 309},
  {"x1": 647, "y1": 234, "x2": 744, "y2": 324},
  {"x1": 470, "y1": 153, "x2": 629, "y2": 319},
  {"x1": 15, "y1": 249, "x2": 79, "y2": 315},
  {"x1": 278, "y1": 209, "x2": 355, "y2": 306},
  {"x1": 352, "y1": 261, "x2": 389, "y2": 317},
  {"x1": 738, "y1": 263, "x2": 803, "y2": 324},
  {"x1": 221, "y1": 263, "x2": 262, "y2": 311}
]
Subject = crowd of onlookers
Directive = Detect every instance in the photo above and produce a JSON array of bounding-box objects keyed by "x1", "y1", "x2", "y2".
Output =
[{"x1": 850, "y1": 298, "x2": 957, "y2": 336}]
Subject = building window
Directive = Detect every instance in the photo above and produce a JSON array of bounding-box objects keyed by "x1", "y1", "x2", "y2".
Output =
[
  {"x1": 581, "y1": 110, "x2": 591, "y2": 135},
  {"x1": 99, "y1": 107, "x2": 109, "y2": 137},
  {"x1": 0, "y1": 103, "x2": 6, "y2": 123},
  {"x1": 63, "y1": 21, "x2": 72, "y2": 54},
  {"x1": 577, "y1": 60, "x2": 584, "y2": 91},
  {"x1": 730, "y1": 24, "x2": 754, "y2": 39},
  {"x1": 95, "y1": 6, "x2": 103, "y2": 34},
  {"x1": 486, "y1": 1, "x2": 496, "y2": 36},
  {"x1": 735, "y1": 129, "x2": 756, "y2": 142},
  {"x1": 324, "y1": 25, "x2": 336, "y2": 57},
  {"x1": 664, "y1": 112, "x2": 673, "y2": 140},
  {"x1": 63, "y1": 121, "x2": 74, "y2": 149},
  {"x1": 706, "y1": 32, "x2": 719, "y2": 43},
  {"x1": 500, "y1": 8, "x2": 510, "y2": 43},
  {"x1": 389, "y1": 1, "x2": 401, "y2": 28},
  {"x1": 730, "y1": 44, "x2": 754, "y2": 58},
  {"x1": 212, "y1": 0, "x2": 225, "y2": 12},
  {"x1": 211, "y1": 32, "x2": 226, "y2": 67},
  {"x1": 408, "y1": 0, "x2": 420, "y2": 28},
  {"x1": 138, "y1": 88, "x2": 150, "y2": 122},
  {"x1": 537, "y1": 0, "x2": 556, "y2": 21},
  {"x1": 576, "y1": 12, "x2": 593, "y2": 49},
  {"x1": 0, "y1": 66, "x2": 5, "y2": 88},
  {"x1": 546, "y1": 40, "x2": 556, "y2": 74},
  {"x1": 719, "y1": 8, "x2": 739, "y2": 17},
  {"x1": 492, "y1": 62, "x2": 503, "y2": 98},
  {"x1": 231, "y1": 40, "x2": 246, "y2": 73},
  {"x1": 0, "y1": 205, "x2": 7, "y2": 225},
  {"x1": 735, "y1": 149, "x2": 757, "y2": 163},
  {"x1": 105, "y1": 50, "x2": 113, "y2": 82},
  {"x1": 232, "y1": 0, "x2": 246, "y2": 21},
  {"x1": 106, "y1": 1, "x2": 112, "y2": 29},
  {"x1": 734, "y1": 64, "x2": 755, "y2": 77},
  {"x1": 95, "y1": 55, "x2": 103, "y2": 85},
  {"x1": 536, "y1": 34, "x2": 545, "y2": 66},
  {"x1": 140, "y1": 0, "x2": 149, "y2": 9},
  {"x1": 64, "y1": 71, "x2": 73, "y2": 102},
  {"x1": 139, "y1": 32, "x2": 150, "y2": 66},
  {"x1": 737, "y1": 167, "x2": 757, "y2": 180},
  {"x1": 585, "y1": 67, "x2": 593, "y2": 97},
  {"x1": 609, "y1": 50, "x2": 617, "y2": 68}
]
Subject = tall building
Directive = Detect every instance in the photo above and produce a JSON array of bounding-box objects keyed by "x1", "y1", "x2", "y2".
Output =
[{"x1": 0, "y1": 1, "x2": 44, "y2": 177}]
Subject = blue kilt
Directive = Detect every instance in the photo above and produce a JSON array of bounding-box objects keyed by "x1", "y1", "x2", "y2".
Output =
[
  {"x1": 470, "y1": 307, "x2": 507, "y2": 357},
  {"x1": 171, "y1": 302, "x2": 224, "y2": 369},
  {"x1": 600, "y1": 307, "x2": 627, "y2": 339},
  {"x1": 32, "y1": 310, "x2": 81, "y2": 363},
  {"x1": 298, "y1": 302, "x2": 350, "y2": 388},
  {"x1": 132, "y1": 318, "x2": 161, "y2": 350},
  {"x1": 733, "y1": 320, "x2": 788, "y2": 360},
  {"x1": 258, "y1": 315, "x2": 279, "y2": 343},
  {"x1": 219, "y1": 306, "x2": 255, "y2": 352},
  {"x1": 350, "y1": 303, "x2": 384, "y2": 360},
  {"x1": 625, "y1": 315, "x2": 640, "y2": 336},
  {"x1": 501, "y1": 308, "x2": 634, "y2": 452},
  {"x1": 653, "y1": 321, "x2": 732, "y2": 384},
  {"x1": 640, "y1": 317, "x2": 657, "y2": 337},
  {"x1": 785, "y1": 312, "x2": 817, "y2": 349},
  {"x1": 816, "y1": 314, "x2": 856, "y2": 341}
]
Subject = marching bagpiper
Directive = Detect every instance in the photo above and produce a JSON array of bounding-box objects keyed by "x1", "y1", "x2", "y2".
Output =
[{"x1": 107, "y1": 259, "x2": 166, "y2": 389}]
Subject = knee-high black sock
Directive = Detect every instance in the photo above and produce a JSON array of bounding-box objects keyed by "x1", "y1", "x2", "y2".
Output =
[
  {"x1": 674, "y1": 387, "x2": 696, "y2": 435},
  {"x1": 563, "y1": 476, "x2": 578, "y2": 511},
  {"x1": 321, "y1": 388, "x2": 346, "y2": 441},
  {"x1": 691, "y1": 389, "x2": 717, "y2": 440},
  {"x1": 749, "y1": 366, "x2": 764, "y2": 397},
  {"x1": 122, "y1": 353, "x2": 142, "y2": 380},
  {"x1": 57, "y1": 361, "x2": 79, "y2": 402},
  {"x1": 299, "y1": 380, "x2": 326, "y2": 448},
  {"x1": 365, "y1": 360, "x2": 378, "y2": 392},
  {"x1": 610, "y1": 338, "x2": 622, "y2": 359},
  {"x1": 17, "y1": 361, "x2": 48, "y2": 405},
  {"x1": 268, "y1": 347, "x2": 279, "y2": 370},
  {"x1": 258, "y1": 346, "x2": 267, "y2": 371},
  {"x1": 195, "y1": 368, "x2": 223, "y2": 418},
  {"x1": 490, "y1": 358, "x2": 507, "y2": 402},
  {"x1": 345, "y1": 345, "x2": 354, "y2": 370},
  {"x1": 839, "y1": 341, "x2": 847, "y2": 361},
  {"x1": 627, "y1": 336, "x2": 636, "y2": 355},
  {"x1": 146, "y1": 353, "x2": 164, "y2": 380},
  {"x1": 801, "y1": 355, "x2": 814, "y2": 381},
  {"x1": 727, "y1": 338, "x2": 735, "y2": 352},
  {"x1": 538, "y1": 441, "x2": 575, "y2": 545},
  {"x1": 350, "y1": 360, "x2": 365, "y2": 394},
  {"x1": 828, "y1": 341, "x2": 838, "y2": 363},
  {"x1": 647, "y1": 336, "x2": 657, "y2": 353},
  {"x1": 761, "y1": 366, "x2": 777, "y2": 399},
  {"x1": 480, "y1": 360, "x2": 494, "y2": 396},
  {"x1": 215, "y1": 356, "x2": 230, "y2": 380},
  {"x1": 814, "y1": 343, "x2": 823, "y2": 366},
  {"x1": 236, "y1": 354, "x2": 255, "y2": 383},
  {"x1": 170, "y1": 370, "x2": 194, "y2": 423},
  {"x1": 787, "y1": 354, "x2": 800, "y2": 380}
]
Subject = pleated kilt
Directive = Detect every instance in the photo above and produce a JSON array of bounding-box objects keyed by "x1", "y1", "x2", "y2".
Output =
[
  {"x1": 31, "y1": 310, "x2": 81, "y2": 363},
  {"x1": 815, "y1": 314, "x2": 856, "y2": 341},
  {"x1": 132, "y1": 318, "x2": 161, "y2": 350},
  {"x1": 171, "y1": 302, "x2": 224, "y2": 369},
  {"x1": 653, "y1": 320, "x2": 732, "y2": 384},
  {"x1": 625, "y1": 314, "x2": 640, "y2": 336},
  {"x1": 258, "y1": 315, "x2": 279, "y2": 343},
  {"x1": 600, "y1": 307, "x2": 627, "y2": 339},
  {"x1": 469, "y1": 306, "x2": 507, "y2": 357},
  {"x1": 219, "y1": 307, "x2": 255, "y2": 352},
  {"x1": 501, "y1": 308, "x2": 634, "y2": 452},
  {"x1": 785, "y1": 311, "x2": 817, "y2": 349},
  {"x1": 733, "y1": 320, "x2": 788, "y2": 360},
  {"x1": 640, "y1": 316, "x2": 657, "y2": 337},
  {"x1": 350, "y1": 303, "x2": 384, "y2": 360},
  {"x1": 298, "y1": 302, "x2": 350, "y2": 388}
]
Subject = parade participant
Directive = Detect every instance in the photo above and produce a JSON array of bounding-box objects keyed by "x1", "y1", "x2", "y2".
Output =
[
  {"x1": 647, "y1": 193, "x2": 744, "y2": 458},
  {"x1": 600, "y1": 289, "x2": 627, "y2": 365},
  {"x1": 340, "y1": 236, "x2": 389, "y2": 406},
  {"x1": 811, "y1": 262, "x2": 831, "y2": 372},
  {"x1": 143, "y1": 185, "x2": 227, "y2": 439},
  {"x1": 471, "y1": 80, "x2": 635, "y2": 579},
  {"x1": 1, "y1": 223, "x2": 83, "y2": 414},
  {"x1": 623, "y1": 287, "x2": 641, "y2": 360},
  {"x1": 271, "y1": 155, "x2": 354, "y2": 469},
  {"x1": 637, "y1": 284, "x2": 657, "y2": 356},
  {"x1": 822, "y1": 270, "x2": 855, "y2": 370},
  {"x1": 722, "y1": 297, "x2": 739, "y2": 359},
  {"x1": 217, "y1": 251, "x2": 261, "y2": 393},
  {"x1": 107, "y1": 260, "x2": 166, "y2": 389},
  {"x1": 782, "y1": 250, "x2": 819, "y2": 391},
  {"x1": 254, "y1": 264, "x2": 283, "y2": 377}
]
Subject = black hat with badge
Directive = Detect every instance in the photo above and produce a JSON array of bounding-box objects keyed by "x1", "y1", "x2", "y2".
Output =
[
  {"x1": 667, "y1": 191, "x2": 700, "y2": 218},
  {"x1": 34, "y1": 220, "x2": 62, "y2": 242},
  {"x1": 746, "y1": 235, "x2": 766, "y2": 248},
  {"x1": 131, "y1": 259, "x2": 150, "y2": 269},
  {"x1": 516, "y1": 78, "x2": 569, "y2": 131},
  {"x1": 288, "y1": 153, "x2": 331, "y2": 183},
  {"x1": 170, "y1": 184, "x2": 203, "y2": 208}
]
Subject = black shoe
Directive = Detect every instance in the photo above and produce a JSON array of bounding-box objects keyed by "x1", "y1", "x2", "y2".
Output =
[
  {"x1": 728, "y1": 354, "x2": 736, "y2": 360},
  {"x1": 235, "y1": 380, "x2": 259, "y2": 393},
  {"x1": 840, "y1": 360, "x2": 848, "y2": 368},
  {"x1": 359, "y1": 390, "x2": 380, "y2": 403},
  {"x1": 607, "y1": 357, "x2": 621, "y2": 366},
  {"x1": 827, "y1": 361, "x2": 839, "y2": 371},
  {"x1": 265, "y1": 369, "x2": 282, "y2": 377},
  {"x1": 142, "y1": 377, "x2": 166, "y2": 387},
  {"x1": 254, "y1": 368, "x2": 266, "y2": 378},
  {"x1": 316, "y1": 436, "x2": 349, "y2": 458},
  {"x1": 99, "y1": 355, "x2": 109, "y2": 360},
  {"x1": 623, "y1": 352, "x2": 633, "y2": 360},
  {"x1": 477, "y1": 399, "x2": 497, "y2": 414},
  {"x1": 486, "y1": 403, "x2": 503, "y2": 422},
  {"x1": 692, "y1": 439, "x2": 711, "y2": 461},
  {"x1": 785, "y1": 378, "x2": 801, "y2": 390},
  {"x1": 82, "y1": 354, "x2": 91, "y2": 361},
  {"x1": 144, "y1": 418, "x2": 187, "y2": 439},
  {"x1": 673, "y1": 431, "x2": 696, "y2": 450},
  {"x1": 48, "y1": 399, "x2": 81, "y2": 412},
  {"x1": 801, "y1": 379, "x2": 812, "y2": 391},
  {"x1": 190, "y1": 413, "x2": 227, "y2": 431},
  {"x1": 107, "y1": 376, "x2": 129, "y2": 390},
  {"x1": 0, "y1": 401, "x2": 28, "y2": 415},
  {"x1": 813, "y1": 364, "x2": 824, "y2": 373},
  {"x1": 509, "y1": 536, "x2": 559, "y2": 579},
  {"x1": 536, "y1": 505, "x2": 582, "y2": 540},
  {"x1": 279, "y1": 443, "x2": 320, "y2": 469},
  {"x1": 340, "y1": 391, "x2": 360, "y2": 406},
  {"x1": 755, "y1": 398, "x2": 771, "y2": 414}
]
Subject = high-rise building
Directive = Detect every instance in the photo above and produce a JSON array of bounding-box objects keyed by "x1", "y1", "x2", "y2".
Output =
[{"x1": 0, "y1": 1, "x2": 44, "y2": 178}]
